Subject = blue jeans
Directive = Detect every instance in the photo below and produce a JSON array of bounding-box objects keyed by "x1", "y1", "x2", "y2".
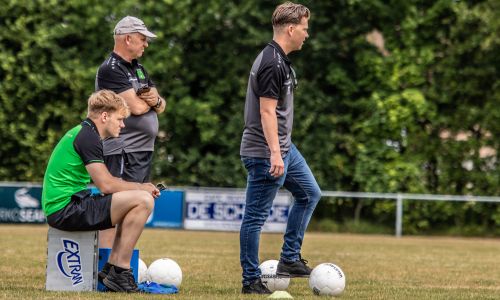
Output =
[{"x1": 239, "y1": 144, "x2": 321, "y2": 285}]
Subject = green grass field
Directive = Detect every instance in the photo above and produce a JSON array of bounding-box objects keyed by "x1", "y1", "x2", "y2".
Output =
[{"x1": 1, "y1": 225, "x2": 499, "y2": 299}]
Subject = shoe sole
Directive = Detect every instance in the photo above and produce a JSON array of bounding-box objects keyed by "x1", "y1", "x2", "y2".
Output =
[
  {"x1": 103, "y1": 277, "x2": 138, "y2": 293},
  {"x1": 103, "y1": 277, "x2": 125, "y2": 292},
  {"x1": 276, "y1": 271, "x2": 310, "y2": 278},
  {"x1": 241, "y1": 290, "x2": 272, "y2": 294}
]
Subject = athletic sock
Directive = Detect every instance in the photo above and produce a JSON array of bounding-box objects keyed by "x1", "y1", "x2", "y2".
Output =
[{"x1": 113, "y1": 265, "x2": 128, "y2": 274}]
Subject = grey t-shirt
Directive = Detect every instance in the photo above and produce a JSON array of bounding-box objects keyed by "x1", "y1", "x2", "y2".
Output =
[
  {"x1": 95, "y1": 52, "x2": 158, "y2": 155},
  {"x1": 240, "y1": 41, "x2": 295, "y2": 158}
]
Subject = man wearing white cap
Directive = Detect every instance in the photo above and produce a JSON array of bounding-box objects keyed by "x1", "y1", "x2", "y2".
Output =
[{"x1": 95, "y1": 16, "x2": 166, "y2": 285}]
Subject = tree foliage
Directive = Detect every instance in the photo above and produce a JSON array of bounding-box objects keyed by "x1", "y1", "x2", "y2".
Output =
[{"x1": 1, "y1": 0, "x2": 499, "y2": 234}]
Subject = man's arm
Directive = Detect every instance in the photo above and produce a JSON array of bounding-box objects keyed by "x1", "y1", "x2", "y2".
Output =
[
  {"x1": 138, "y1": 87, "x2": 166, "y2": 114},
  {"x1": 260, "y1": 97, "x2": 284, "y2": 177},
  {"x1": 86, "y1": 162, "x2": 159, "y2": 196},
  {"x1": 117, "y1": 87, "x2": 165, "y2": 115},
  {"x1": 118, "y1": 89, "x2": 151, "y2": 115}
]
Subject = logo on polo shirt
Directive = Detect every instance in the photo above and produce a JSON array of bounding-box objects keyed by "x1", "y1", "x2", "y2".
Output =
[{"x1": 136, "y1": 69, "x2": 145, "y2": 80}]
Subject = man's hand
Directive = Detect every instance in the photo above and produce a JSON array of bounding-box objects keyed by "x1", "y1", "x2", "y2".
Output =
[
  {"x1": 269, "y1": 153, "x2": 284, "y2": 177},
  {"x1": 138, "y1": 89, "x2": 159, "y2": 107},
  {"x1": 139, "y1": 182, "x2": 160, "y2": 198}
]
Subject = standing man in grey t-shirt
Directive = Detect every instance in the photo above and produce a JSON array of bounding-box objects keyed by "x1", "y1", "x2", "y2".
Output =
[
  {"x1": 95, "y1": 16, "x2": 166, "y2": 253},
  {"x1": 239, "y1": 2, "x2": 321, "y2": 294}
]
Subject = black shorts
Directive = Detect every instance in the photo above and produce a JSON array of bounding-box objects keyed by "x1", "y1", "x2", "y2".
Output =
[
  {"x1": 104, "y1": 151, "x2": 153, "y2": 183},
  {"x1": 46, "y1": 190, "x2": 113, "y2": 231}
]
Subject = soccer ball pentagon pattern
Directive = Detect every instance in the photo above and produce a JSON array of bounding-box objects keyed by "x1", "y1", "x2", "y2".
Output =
[
  {"x1": 259, "y1": 259, "x2": 290, "y2": 292},
  {"x1": 138, "y1": 258, "x2": 148, "y2": 283},
  {"x1": 308, "y1": 263, "x2": 345, "y2": 296},
  {"x1": 147, "y1": 258, "x2": 183, "y2": 288}
]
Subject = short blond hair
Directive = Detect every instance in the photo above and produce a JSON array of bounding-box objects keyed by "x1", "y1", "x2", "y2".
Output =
[
  {"x1": 87, "y1": 90, "x2": 130, "y2": 118},
  {"x1": 272, "y1": 2, "x2": 310, "y2": 28}
]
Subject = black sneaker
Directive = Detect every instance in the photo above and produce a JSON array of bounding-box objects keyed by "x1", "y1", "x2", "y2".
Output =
[
  {"x1": 241, "y1": 278, "x2": 272, "y2": 294},
  {"x1": 103, "y1": 266, "x2": 139, "y2": 293},
  {"x1": 276, "y1": 256, "x2": 312, "y2": 278},
  {"x1": 98, "y1": 262, "x2": 111, "y2": 284}
]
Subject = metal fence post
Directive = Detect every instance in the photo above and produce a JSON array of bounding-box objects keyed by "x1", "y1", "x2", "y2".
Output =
[{"x1": 396, "y1": 194, "x2": 403, "y2": 237}]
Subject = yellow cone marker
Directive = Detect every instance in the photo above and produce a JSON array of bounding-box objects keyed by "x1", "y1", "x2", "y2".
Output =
[{"x1": 268, "y1": 291, "x2": 293, "y2": 299}]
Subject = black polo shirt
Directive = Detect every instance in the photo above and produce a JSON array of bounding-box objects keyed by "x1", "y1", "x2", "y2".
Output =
[
  {"x1": 95, "y1": 52, "x2": 158, "y2": 155},
  {"x1": 240, "y1": 41, "x2": 296, "y2": 158},
  {"x1": 96, "y1": 52, "x2": 155, "y2": 93}
]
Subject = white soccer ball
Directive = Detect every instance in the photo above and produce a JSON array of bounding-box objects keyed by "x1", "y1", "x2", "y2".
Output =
[
  {"x1": 309, "y1": 263, "x2": 345, "y2": 296},
  {"x1": 138, "y1": 258, "x2": 148, "y2": 283},
  {"x1": 147, "y1": 258, "x2": 182, "y2": 288},
  {"x1": 259, "y1": 259, "x2": 290, "y2": 292}
]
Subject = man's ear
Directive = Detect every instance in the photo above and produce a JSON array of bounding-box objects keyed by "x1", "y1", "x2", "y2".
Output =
[
  {"x1": 101, "y1": 111, "x2": 109, "y2": 123},
  {"x1": 287, "y1": 24, "x2": 295, "y2": 36}
]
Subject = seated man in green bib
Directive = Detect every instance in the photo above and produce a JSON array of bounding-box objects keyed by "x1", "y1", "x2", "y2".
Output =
[{"x1": 42, "y1": 90, "x2": 160, "y2": 293}]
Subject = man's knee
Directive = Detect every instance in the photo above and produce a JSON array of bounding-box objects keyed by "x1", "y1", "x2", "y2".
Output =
[
  {"x1": 244, "y1": 208, "x2": 271, "y2": 223},
  {"x1": 310, "y1": 185, "x2": 321, "y2": 203},
  {"x1": 136, "y1": 191, "x2": 154, "y2": 212}
]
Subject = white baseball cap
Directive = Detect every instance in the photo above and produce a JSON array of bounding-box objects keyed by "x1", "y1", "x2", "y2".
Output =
[{"x1": 114, "y1": 16, "x2": 157, "y2": 39}]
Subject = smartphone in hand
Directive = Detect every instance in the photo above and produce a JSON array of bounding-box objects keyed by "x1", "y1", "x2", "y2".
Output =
[{"x1": 156, "y1": 183, "x2": 167, "y2": 191}]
